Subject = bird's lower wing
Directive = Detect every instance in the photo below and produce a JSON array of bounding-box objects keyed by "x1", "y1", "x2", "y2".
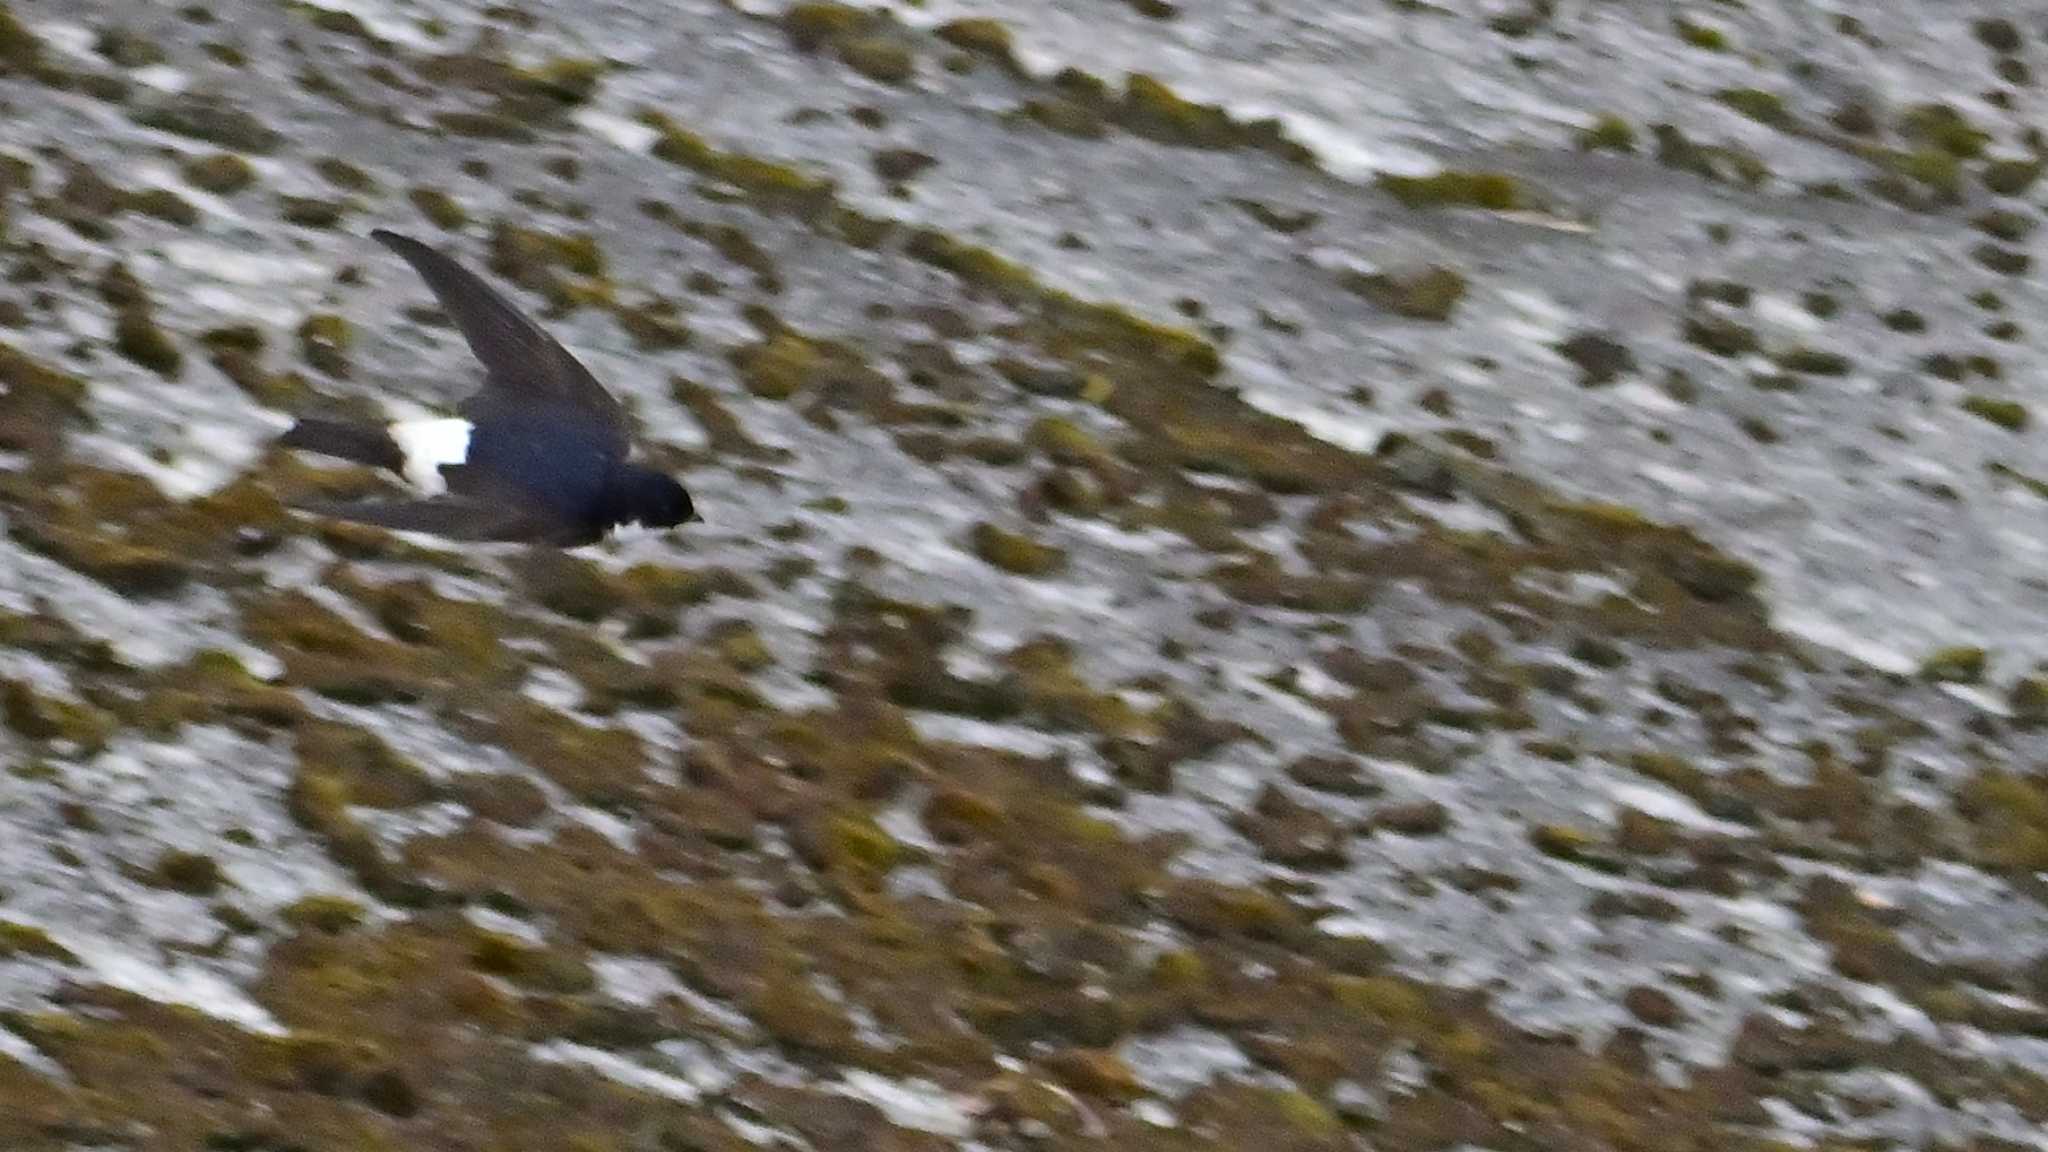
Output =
[{"x1": 294, "y1": 494, "x2": 567, "y2": 543}]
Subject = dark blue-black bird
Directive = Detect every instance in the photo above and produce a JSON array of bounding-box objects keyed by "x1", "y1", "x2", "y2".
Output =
[{"x1": 278, "y1": 228, "x2": 696, "y2": 547}]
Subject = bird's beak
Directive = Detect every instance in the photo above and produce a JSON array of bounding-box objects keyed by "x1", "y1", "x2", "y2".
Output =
[{"x1": 689, "y1": 508, "x2": 704, "y2": 524}]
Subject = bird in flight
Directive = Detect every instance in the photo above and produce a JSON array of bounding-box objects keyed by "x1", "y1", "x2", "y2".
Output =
[{"x1": 278, "y1": 228, "x2": 696, "y2": 547}]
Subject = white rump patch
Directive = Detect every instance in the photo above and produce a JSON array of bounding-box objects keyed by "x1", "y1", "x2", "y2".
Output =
[{"x1": 388, "y1": 418, "x2": 473, "y2": 495}]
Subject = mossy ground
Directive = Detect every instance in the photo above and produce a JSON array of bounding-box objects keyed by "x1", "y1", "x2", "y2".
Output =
[{"x1": 0, "y1": 1, "x2": 2043, "y2": 1150}]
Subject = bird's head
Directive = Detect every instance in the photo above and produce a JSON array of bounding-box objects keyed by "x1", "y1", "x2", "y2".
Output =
[{"x1": 609, "y1": 465, "x2": 699, "y2": 530}]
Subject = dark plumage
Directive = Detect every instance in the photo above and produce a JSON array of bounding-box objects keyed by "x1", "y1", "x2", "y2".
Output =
[{"x1": 277, "y1": 228, "x2": 697, "y2": 547}]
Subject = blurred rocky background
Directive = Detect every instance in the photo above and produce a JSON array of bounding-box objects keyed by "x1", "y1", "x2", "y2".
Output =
[{"x1": 0, "y1": 1, "x2": 2047, "y2": 1149}]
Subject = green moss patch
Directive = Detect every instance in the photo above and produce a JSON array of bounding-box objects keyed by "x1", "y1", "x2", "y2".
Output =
[
  {"x1": 0, "y1": 919, "x2": 76, "y2": 963},
  {"x1": 935, "y1": 17, "x2": 1019, "y2": 70},
  {"x1": 1963, "y1": 395, "x2": 2029, "y2": 430},
  {"x1": 970, "y1": 522, "x2": 1069, "y2": 577},
  {"x1": 297, "y1": 312, "x2": 351, "y2": 377},
  {"x1": 1919, "y1": 645, "x2": 1987, "y2": 683},
  {"x1": 1344, "y1": 265, "x2": 1468, "y2": 322},
  {"x1": 133, "y1": 93, "x2": 283, "y2": 152},
  {"x1": 639, "y1": 108, "x2": 837, "y2": 215},
  {"x1": 1377, "y1": 169, "x2": 1523, "y2": 211}
]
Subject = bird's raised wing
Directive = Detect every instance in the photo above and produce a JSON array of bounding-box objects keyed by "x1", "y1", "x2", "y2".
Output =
[{"x1": 370, "y1": 228, "x2": 630, "y2": 458}]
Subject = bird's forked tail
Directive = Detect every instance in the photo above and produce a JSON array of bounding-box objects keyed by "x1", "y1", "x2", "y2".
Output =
[{"x1": 277, "y1": 418, "x2": 405, "y2": 474}]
